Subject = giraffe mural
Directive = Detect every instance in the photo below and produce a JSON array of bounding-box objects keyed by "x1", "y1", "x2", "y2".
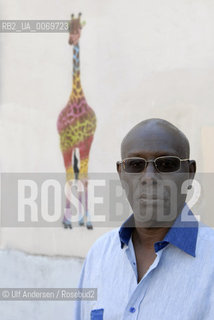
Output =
[{"x1": 57, "y1": 13, "x2": 96, "y2": 230}]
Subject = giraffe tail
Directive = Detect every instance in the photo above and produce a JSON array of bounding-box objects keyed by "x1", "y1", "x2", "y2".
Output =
[{"x1": 73, "y1": 149, "x2": 79, "y2": 180}]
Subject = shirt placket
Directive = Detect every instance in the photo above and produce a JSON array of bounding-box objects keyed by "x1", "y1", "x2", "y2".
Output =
[{"x1": 122, "y1": 242, "x2": 163, "y2": 320}]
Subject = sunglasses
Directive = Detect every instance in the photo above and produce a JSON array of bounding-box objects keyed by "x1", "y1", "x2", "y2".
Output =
[{"x1": 117, "y1": 156, "x2": 189, "y2": 173}]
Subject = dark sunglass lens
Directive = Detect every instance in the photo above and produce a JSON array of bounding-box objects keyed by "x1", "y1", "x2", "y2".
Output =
[
  {"x1": 156, "y1": 157, "x2": 180, "y2": 172},
  {"x1": 125, "y1": 158, "x2": 146, "y2": 173}
]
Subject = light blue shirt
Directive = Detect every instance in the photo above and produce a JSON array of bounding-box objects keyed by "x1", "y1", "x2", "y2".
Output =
[{"x1": 74, "y1": 208, "x2": 214, "y2": 319}]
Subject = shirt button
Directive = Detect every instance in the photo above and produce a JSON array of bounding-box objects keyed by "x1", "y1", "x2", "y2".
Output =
[{"x1": 129, "y1": 307, "x2": 136, "y2": 313}]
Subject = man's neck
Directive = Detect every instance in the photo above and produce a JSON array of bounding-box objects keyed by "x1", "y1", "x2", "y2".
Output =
[
  {"x1": 132, "y1": 226, "x2": 170, "y2": 250},
  {"x1": 132, "y1": 203, "x2": 186, "y2": 250}
]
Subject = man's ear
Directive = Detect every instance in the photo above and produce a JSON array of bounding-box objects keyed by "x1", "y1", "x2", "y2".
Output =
[
  {"x1": 188, "y1": 160, "x2": 196, "y2": 180},
  {"x1": 116, "y1": 161, "x2": 121, "y2": 174},
  {"x1": 117, "y1": 161, "x2": 125, "y2": 189}
]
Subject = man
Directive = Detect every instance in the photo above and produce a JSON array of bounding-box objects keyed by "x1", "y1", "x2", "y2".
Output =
[{"x1": 74, "y1": 118, "x2": 214, "y2": 320}]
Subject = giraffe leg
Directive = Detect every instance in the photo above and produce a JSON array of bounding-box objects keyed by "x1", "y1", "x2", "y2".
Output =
[
  {"x1": 71, "y1": 148, "x2": 85, "y2": 226},
  {"x1": 84, "y1": 183, "x2": 93, "y2": 230},
  {"x1": 77, "y1": 180, "x2": 85, "y2": 226},
  {"x1": 63, "y1": 177, "x2": 73, "y2": 229},
  {"x1": 78, "y1": 136, "x2": 94, "y2": 230},
  {"x1": 62, "y1": 148, "x2": 76, "y2": 229}
]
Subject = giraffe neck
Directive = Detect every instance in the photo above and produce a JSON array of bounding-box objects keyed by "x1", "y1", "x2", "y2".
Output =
[{"x1": 71, "y1": 43, "x2": 83, "y2": 99}]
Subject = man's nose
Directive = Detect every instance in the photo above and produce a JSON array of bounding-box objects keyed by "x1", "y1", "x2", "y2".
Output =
[{"x1": 140, "y1": 161, "x2": 158, "y2": 186}]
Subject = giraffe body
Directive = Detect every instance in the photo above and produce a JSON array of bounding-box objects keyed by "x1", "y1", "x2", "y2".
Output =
[{"x1": 57, "y1": 15, "x2": 96, "y2": 229}]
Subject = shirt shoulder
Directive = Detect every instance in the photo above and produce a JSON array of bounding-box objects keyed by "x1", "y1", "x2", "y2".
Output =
[
  {"x1": 198, "y1": 222, "x2": 214, "y2": 241},
  {"x1": 85, "y1": 228, "x2": 121, "y2": 268},
  {"x1": 86, "y1": 228, "x2": 120, "y2": 260},
  {"x1": 197, "y1": 222, "x2": 214, "y2": 260}
]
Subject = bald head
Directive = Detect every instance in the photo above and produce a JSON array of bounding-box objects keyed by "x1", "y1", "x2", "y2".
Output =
[{"x1": 121, "y1": 118, "x2": 190, "y2": 159}]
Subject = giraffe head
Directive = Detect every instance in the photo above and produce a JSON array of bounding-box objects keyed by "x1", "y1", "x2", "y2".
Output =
[{"x1": 68, "y1": 13, "x2": 85, "y2": 46}]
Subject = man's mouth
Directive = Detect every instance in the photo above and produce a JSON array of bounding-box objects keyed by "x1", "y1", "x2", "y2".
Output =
[{"x1": 138, "y1": 194, "x2": 164, "y2": 200}]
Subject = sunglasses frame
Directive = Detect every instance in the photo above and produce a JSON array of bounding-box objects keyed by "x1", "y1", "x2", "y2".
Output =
[{"x1": 117, "y1": 156, "x2": 189, "y2": 173}]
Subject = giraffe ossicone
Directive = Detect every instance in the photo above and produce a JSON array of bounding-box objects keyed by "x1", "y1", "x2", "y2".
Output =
[{"x1": 57, "y1": 13, "x2": 96, "y2": 230}]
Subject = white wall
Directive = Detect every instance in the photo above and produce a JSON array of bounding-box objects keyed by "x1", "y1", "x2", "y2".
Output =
[
  {"x1": 1, "y1": 0, "x2": 214, "y2": 256},
  {"x1": 0, "y1": 249, "x2": 83, "y2": 320}
]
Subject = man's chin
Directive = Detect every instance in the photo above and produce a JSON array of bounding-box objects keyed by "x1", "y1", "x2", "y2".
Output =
[
  {"x1": 133, "y1": 204, "x2": 177, "y2": 228},
  {"x1": 134, "y1": 218, "x2": 173, "y2": 229}
]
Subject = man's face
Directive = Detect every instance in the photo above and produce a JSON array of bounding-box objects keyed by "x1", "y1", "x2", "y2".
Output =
[{"x1": 118, "y1": 124, "x2": 196, "y2": 228}]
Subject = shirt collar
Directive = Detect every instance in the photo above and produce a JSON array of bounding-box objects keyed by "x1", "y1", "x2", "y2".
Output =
[{"x1": 118, "y1": 205, "x2": 198, "y2": 257}]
